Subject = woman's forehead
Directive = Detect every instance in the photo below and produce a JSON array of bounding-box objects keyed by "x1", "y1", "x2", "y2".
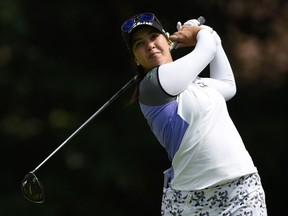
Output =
[{"x1": 132, "y1": 26, "x2": 159, "y2": 41}]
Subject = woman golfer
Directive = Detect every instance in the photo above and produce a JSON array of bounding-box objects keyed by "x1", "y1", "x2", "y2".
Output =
[{"x1": 121, "y1": 12, "x2": 267, "y2": 215}]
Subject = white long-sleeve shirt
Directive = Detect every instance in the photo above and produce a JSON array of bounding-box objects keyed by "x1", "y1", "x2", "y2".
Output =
[{"x1": 139, "y1": 29, "x2": 257, "y2": 190}]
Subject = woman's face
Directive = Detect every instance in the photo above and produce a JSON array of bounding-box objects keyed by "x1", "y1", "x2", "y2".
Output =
[{"x1": 131, "y1": 27, "x2": 173, "y2": 71}]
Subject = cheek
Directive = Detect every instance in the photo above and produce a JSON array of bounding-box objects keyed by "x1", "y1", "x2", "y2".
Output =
[
  {"x1": 158, "y1": 39, "x2": 171, "y2": 51},
  {"x1": 133, "y1": 54, "x2": 139, "y2": 63},
  {"x1": 160, "y1": 43, "x2": 171, "y2": 54},
  {"x1": 133, "y1": 50, "x2": 144, "y2": 63}
]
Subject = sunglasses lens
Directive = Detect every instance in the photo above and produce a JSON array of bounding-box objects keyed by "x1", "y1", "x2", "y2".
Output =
[
  {"x1": 138, "y1": 13, "x2": 154, "y2": 22},
  {"x1": 122, "y1": 13, "x2": 155, "y2": 32},
  {"x1": 122, "y1": 18, "x2": 135, "y2": 32},
  {"x1": 21, "y1": 172, "x2": 44, "y2": 203}
]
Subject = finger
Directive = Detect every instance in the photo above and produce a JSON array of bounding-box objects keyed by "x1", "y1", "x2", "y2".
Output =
[
  {"x1": 176, "y1": 21, "x2": 182, "y2": 30},
  {"x1": 169, "y1": 34, "x2": 179, "y2": 42}
]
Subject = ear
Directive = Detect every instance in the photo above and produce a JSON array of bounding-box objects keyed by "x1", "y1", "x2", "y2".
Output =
[
  {"x1": 165, "y1": 32, "x2": 174, "y2": 50},
  {"x1": 134, "y1": 59, "x2": 140, "y2": 66}
]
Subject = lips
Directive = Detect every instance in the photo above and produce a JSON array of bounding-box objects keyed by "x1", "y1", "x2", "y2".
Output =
[{"x1": 148, "y1": 52, "x2": 161, "y2": 59}]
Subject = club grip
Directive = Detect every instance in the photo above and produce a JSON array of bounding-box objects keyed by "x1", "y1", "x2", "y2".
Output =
[
  {"x1": 198, "y1": 16, "x2": 206, "y2": 25},
  {"x1": 170, "y1": 16, "x2": 205, "y2": 50}
]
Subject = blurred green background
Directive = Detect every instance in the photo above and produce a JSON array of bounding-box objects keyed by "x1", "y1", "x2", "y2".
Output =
[{"x1": 1, "y1": 0, "x2": 287, "y2": 215}]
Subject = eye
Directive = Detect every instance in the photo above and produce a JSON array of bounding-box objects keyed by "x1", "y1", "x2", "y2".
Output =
[
  {"x1": 150, "y1": 33, "x2": 159, "y2": 41},
  {"x1": 133, "y1": 40, "x2": 144, "y2": 49}
]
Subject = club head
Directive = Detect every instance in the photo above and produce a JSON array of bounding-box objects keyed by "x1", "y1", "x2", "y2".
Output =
[{"x1": 21, "y1": 172, "x2": 44, "y2": 203}]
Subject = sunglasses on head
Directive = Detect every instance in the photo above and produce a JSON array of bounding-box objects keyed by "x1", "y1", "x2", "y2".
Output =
[{"x1": 121, "y1": 12, "x2": 157, "y2": 33}]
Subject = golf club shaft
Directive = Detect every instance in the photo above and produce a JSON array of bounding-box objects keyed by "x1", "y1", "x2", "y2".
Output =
[{"x1": 32, "y1": 75, "x2": 137, "y2": 173}]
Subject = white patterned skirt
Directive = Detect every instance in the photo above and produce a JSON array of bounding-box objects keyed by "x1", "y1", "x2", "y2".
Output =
[{"x1": 161, "y1": 172, "x2": 267, "y2": 216}]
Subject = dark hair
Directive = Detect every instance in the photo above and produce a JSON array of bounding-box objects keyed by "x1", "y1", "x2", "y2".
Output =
[{"x1": 128, "y1": 65, "x2": 146, "y2": 105}]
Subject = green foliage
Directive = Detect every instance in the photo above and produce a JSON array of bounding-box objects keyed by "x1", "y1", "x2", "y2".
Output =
[{"x1": 0, "y1": 0, "x2": 286, "y2": 215}]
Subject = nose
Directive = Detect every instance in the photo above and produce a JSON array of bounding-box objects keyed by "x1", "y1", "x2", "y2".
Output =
[{"x1": 147, "y1": 41, "x2": 155, "y2": 50}]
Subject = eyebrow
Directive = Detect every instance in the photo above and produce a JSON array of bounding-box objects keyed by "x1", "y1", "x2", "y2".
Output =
[{"x1": 132, "y1": 28, "x2": 160, "y2": 45}]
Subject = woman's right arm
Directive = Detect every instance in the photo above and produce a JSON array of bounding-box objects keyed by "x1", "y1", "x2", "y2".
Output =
[{"x1": 159, "y1": 28, "x2": 216, "y2": 96}]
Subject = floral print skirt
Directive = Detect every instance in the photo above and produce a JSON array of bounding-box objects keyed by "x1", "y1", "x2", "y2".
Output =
[{"x1": 161, "y1": 173, "x2": 267, "y2": 216}]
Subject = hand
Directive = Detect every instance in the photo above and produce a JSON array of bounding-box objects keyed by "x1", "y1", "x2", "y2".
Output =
[
  {"x1": 170, "y1": 18, "x2": 201, "y2": 50},
  {"x1": 176, "y1": 18, "x2": 200, "y2": 30},
  {"x1": 199, "y1": 24, "x2": 213, "y2": 33},
  {"x1": 183, "y1": 19, "x2": 200, "y2": 26},
  {"x1": 183, "y1": 21, "x2": 222, "y2": 46},
  {"x1": 169, "y1": 26, "x2": 202, "y2": 49},
  {"x1": 171, "y1": 18, "x2": 220, "y2": 49}
]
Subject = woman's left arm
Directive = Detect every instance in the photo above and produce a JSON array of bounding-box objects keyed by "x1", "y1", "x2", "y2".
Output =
[{"x1": 201, "y1": 31, "x2": 236, "y2": 101}]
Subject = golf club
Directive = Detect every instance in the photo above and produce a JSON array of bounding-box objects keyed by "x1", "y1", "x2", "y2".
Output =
[
  {"x1": 21, "y1": 75, "x2": 137, "y2": 203},
  {"x1": 21, "y1": 15, "x2": 206, "y2": 203}
]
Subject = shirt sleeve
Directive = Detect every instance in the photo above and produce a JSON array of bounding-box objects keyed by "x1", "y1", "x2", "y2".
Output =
[
  {"x1": 158, "y1": 29, "x2": 217, "y2": 96},
  {"x1": 202, "y1": 34, "x2": 236, "y2": 101}
]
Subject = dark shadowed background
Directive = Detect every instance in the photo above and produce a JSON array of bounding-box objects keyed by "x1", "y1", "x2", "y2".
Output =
[{"x1": 1, "y1": 0, "x2": 287, "y2": 215}]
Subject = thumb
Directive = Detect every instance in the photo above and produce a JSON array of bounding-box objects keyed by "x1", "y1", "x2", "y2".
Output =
[{"x1": 169, "y1": 34, "x2": 179, "y2": 42}]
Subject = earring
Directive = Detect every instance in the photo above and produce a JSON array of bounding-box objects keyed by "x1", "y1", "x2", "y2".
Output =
[{"x1": 165, "y1": 32, "x2": 170, "y2": 38}]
